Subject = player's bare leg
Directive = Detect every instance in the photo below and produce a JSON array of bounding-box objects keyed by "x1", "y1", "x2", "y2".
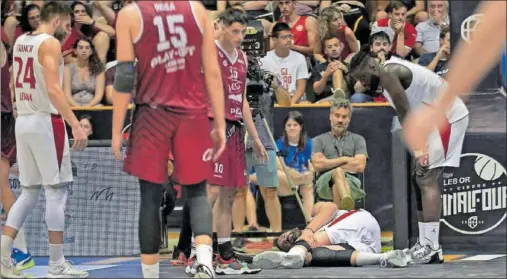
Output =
[
  {"x1": 331, "y1": 168, "x2": 354, "y2": 210},
  {"x1": 409, "y1": 167, "x2": 444, "y2": 264}
]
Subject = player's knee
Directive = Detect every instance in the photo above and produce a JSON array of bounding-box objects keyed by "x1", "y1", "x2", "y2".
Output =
[
  {"x1": 183, "y1": 180, "x2": 212, "y2": 238},
  {"x1": 44, "y1": 185, "x2": 68, "y2": 231},
  {"x1": 138, "y1": 180, "x2": 163, "y2": 254},
  {"x1": 5, "y1": 186, "x2": 41, "y2": 230},
  {"x1": 310, "y1": 247, "x2": 354, "y2": 267},
  {"x1": 235, "y1": 187, "x2": 248, "y2": 198}
]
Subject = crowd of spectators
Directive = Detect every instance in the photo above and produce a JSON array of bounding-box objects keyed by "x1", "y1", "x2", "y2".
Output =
[{"x1": 1, "y1": 0, "x2": 451, "y2": 107}]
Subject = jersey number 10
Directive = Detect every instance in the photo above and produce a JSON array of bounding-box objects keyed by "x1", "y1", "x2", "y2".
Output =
[
  {"x1": 14, "y1": 57, "x2": 36, "y2": 89},
  {"x1": 153, "y1": 15, "x2": 188, "y2": 52}
]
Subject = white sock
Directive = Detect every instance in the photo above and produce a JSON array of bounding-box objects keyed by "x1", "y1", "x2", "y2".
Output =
[
  {"x1": 288, "y1": 246, "x2": 306, "y2": 258},
  {"x1": 195, "y1": 244, "x2": 213, "y2": 271},
  {"x1": 355, "y1": 252, "x2": 383, "y2": 266},
  {"x1": 13, "y1": 227, "x2": 28, "y2": 253},
  {"x1": 1, "y1": 235, "x2": 14, "y2": 260},
  {"x1": 423, "y1": 222, "x2": 440, "y2": 249},
  {"x1": 49, "y1": 244, "x2": 65, "y2": 265},
  {"x1": 141, "y1": 262, "x2": 159, "y2": 278},
  {"x1": 418, "y1": 222, "x2": 426, "y2": 245},
  {"x1": 217, "y1": 237, "x2": 230, "y2": 244}
]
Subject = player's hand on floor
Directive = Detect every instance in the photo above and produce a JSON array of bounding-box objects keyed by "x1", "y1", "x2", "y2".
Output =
[
  {"x1": 71, "y1": 125, "x2": 88, "y2": 151},
  {"x1": 210, "y1": 127, "x2": 226, "y2": 162},
  {"x1": 111, "y1": 133, "x2": 123, "y2": 161}
]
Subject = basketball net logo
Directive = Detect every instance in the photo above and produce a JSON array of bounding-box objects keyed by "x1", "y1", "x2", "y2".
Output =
[
  {"x1": 440, "y1": 153, "x2": 507, "y2": 235},
  {"x1": 460, "y1": 14, "x2": 484, "y2": 43}
]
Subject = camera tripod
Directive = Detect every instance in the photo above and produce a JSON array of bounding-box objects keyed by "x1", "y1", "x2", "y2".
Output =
[{"x1": 245, "y1": 107, "x2": 310, "y2": 225}]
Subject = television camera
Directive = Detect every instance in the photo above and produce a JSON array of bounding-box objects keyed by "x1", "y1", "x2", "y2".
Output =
[{"x1": 241, "y1": 20, "x2": 276, "y2": 110}]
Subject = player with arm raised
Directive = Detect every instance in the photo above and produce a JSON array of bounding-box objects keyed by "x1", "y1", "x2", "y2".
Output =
[
  {"x1": 111, "y1": 1, "x2": 226, "y2": 278},
  {"x1": 1, "y1": 2, "x2": 88, "y2": 278}
]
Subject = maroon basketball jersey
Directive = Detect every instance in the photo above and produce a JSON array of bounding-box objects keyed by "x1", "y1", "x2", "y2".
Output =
[
  {"x1": 1, "y1": 50, "x2": 12, "y2": 113},
  {"x1": 208, "y1": 42, "x2": 247, "y2": 122},
  {"x1": 133, "y1": 1, "x2": 207, "y2": 114}
]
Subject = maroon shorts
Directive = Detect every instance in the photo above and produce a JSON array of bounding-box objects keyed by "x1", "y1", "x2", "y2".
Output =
[
  {"x1": 208, "y1": 120, "x2": 247, "y2": 188},
  {"x1": 123, "y1": 106, "x2": 213, "y2": 185},
  {"x1": 1, "y1": 112, "x2": 16, "y2": 166}
]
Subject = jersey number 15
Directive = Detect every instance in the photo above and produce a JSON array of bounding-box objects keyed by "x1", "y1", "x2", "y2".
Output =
[
  {"x1": 153, "y1": 15, "x2": 188, "y2": 52},
  {"x1": 14, "y1": 57, "x2": 36, "y2": 89}
]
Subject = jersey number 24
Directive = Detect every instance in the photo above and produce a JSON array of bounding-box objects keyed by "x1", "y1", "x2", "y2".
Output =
[{"x1": 14, "y1": 57, "x2": 36, "y2": 89}]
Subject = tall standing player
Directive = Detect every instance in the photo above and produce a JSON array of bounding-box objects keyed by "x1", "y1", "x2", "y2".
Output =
[
  {"x1": 349, "y1": 52, "x2": 469, "y2": 264},
  {"x1": 1, "y1": 2, "x2": 88, "y2": 278},
  {"x1": 403, "y1": 1, "x2": 506, "y2": 151},
  {"x1": 1, "y1": 39, "x2": 35, "y2": 272},
  {"x1": 111, "y1": 1, "x2": 226, "y2": 278},
  {"x1": 207, "y1": 8, "x2": 266, "y2": 275}
]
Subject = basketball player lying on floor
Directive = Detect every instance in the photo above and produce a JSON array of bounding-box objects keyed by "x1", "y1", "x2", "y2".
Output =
[{"x1": 252, "y1": 202, "x2": 408, "y2": 269}]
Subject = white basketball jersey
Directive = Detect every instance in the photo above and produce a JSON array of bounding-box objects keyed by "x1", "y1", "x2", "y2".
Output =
[
  {"x1": 13, "y1": 33, "x2": 62, "y2": 115},
  {"x1": 382, "y1": 56, "x2": 469, "y2": 123}
]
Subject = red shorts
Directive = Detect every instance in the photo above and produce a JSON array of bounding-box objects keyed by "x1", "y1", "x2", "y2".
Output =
[
  {"x1": 123, "y1": 106, "x2": 213, "y2": 184},
  {"x1": 1, "y1": 112, "x2": 16, "y2": 165},
  {"x1": 208, "y1": 120, "x2": 247, "y2": 188}
]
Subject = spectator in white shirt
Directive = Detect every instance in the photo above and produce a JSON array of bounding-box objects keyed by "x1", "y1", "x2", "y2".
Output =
[{"x1": 261, "y1": 22, "x2": 310, "y2": 105}]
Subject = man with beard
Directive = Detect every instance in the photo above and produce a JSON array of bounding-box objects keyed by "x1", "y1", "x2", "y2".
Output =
[
  {"x1": 310, "y1": 98, "x2": 367, "y2": 210},
  {"x1": 348, "y1": 50, "x2": 469, "y2": 264},
  {"x1": 1, "y1": 2, "x2": 88, "y2": 278},
  {"x1": 252, "y1": 201, "x2": 408, "y2": 269}
]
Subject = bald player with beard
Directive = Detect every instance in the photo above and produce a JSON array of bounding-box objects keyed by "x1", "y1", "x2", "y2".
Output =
[{"x1": 403, "y1": 1, "x2": 506, "y2": 151}]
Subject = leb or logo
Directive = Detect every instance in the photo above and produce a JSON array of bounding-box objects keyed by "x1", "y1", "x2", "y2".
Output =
[{"x1": 440, "y1": 153, "x2": 506, "y2": 235}]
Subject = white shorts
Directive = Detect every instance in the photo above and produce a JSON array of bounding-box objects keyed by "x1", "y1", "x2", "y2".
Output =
[
  {"x1": 15, "y1": 113, "x2": 72, "y2": 187},
  {"x1": 427, "y1": 116, "x2": 469, "y2": 169},
  {"x1": 322, "y1": 209, "x2": 382, "y2": 253}
]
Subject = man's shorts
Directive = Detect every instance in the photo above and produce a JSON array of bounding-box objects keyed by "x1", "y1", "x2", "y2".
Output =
[
  {"x1": 124, "y1": 106, "x2": 213, "y2": 185},
  {"x1": 246, "y1": 149, "x2": 279, "y2": 188},
  {"x1": 208, "y1": 121, "x2": 247, "y2": 188},
  {"x1": 315, "y1": 170, "x2": 365, "y2": 201},
  {"x1": 427, "y1": 116, "x2": 469, "y2": 169},
  {"x1": 1, "y1": 112, "x2": 16, "y2": 166},
  {"x1": 15, "y1": 113, "x2": 72, "y2": 187}
]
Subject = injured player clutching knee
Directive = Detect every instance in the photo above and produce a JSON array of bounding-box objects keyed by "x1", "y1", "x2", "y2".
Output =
[{"x1": 253, "y1": 202, "x2": 409, "y2": 269}]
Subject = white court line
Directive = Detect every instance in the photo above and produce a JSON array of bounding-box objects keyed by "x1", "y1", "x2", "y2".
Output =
[
  {"x1": 460, "y1": 254, "x2": 506, "y2": 261},
  {"x1": 25, "y1": 265, "x2": 116, "y2": 278}
]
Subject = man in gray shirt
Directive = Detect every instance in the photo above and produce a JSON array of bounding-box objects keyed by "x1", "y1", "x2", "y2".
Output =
[{"x1": 311, "y1": 98, "x2": 368, "y2": 210}]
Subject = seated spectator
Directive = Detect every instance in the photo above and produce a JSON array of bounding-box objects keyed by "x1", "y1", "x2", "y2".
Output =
[
  {"x1": 229, "y1": 2, "x2": 272, "y2": 39},
  {"x1": 2, "y1": 4, "x2": 40, "y2": 51},
  {"x1": 275, "y1": 0, "x2": 317, "y2": 57},
  {"x1": 276, "y1": 111, "x2": 314, "y2": 219},
  {"x1": 376, "y1": 0, "x2": 428, "y2": 26},
  {"x1": 104, "y1": 60, "x2": 137, "y2": 104},
  {"x1": 371, "y1": 0, "x2": 417, "y2": 59},
  {"x1": 79, "y1": 114, "x2": 95, "y2": 139},
  {"x1": 63, "y1": 38, "x2": 105, "y2": 107},
  {"x1": 311, "y1": 36, "x2": 350, "y2": 102},
  {"x1": 311, "y1": 98, "x2": 367, "y2": 210},
  {"x1": 261, "y1": 22, "x2": 310, "y2": 104},
  {"x1": 320, "y1": 0, "x2": 371, "y2": 46},
  {"x1": 414, "y1": 0, "x2": 448, "y2": 56},
  {"x1": 418, "y1": 26, "x2": 450, "y2": 78},
  {"x1": 315, "y1": 6, "x2": 358, "y2": 64},
  {"x1": 62, "y1": 1, "x2": 115, "y2": 64}
]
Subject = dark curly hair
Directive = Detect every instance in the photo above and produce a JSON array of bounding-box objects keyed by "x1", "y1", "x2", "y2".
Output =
[
  {"x1": 19, "y1": 4, "x2": 40, "y2": 32},
  {"x1": 73, "y1": 37, "x2": 104, "y2": 77}
]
